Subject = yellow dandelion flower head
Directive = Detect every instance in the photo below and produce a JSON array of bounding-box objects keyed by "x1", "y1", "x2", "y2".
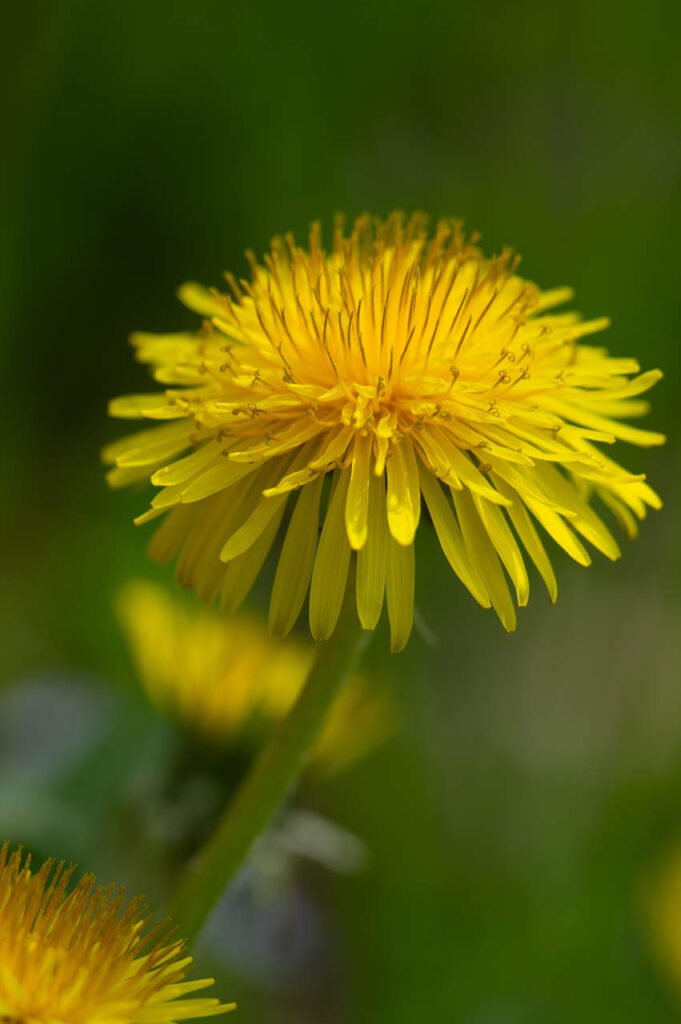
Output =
[
  {"x1": 0, "y1": 842, "x2": 234, "y2": 1024},
  {"x1": 116, "y1": 580, "x2": 395, "y2": 777},
  {"x1": 105, "y1": 213, "x2": 664, "y2": 651}
]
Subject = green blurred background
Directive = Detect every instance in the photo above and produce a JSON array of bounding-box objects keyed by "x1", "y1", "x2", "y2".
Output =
[{"x1": 1, "y1": 1, "x2": 680, "y2": 1020}]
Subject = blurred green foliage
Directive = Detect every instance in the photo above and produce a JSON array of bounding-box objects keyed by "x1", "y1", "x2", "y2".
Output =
[{"x1": 1, "y1": 1, "x2": 680, "y2": 1021}]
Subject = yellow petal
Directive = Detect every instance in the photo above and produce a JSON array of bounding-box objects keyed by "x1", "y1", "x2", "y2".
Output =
[
  {"x1": 151, "y1": 442, "x2": 222, "y2": 486},
  {"x1": 346, "y1": 433, "x2": 373, "y2": 549},
  {"x1": 472, "y1": 493, "x2": 530, "y2": 606},
  {"x1": 309, "y1": 472, "x2": 351, "y2": 641},
  {"x1": 523, "y1": 497, "x2": 591, "y2": 566},
  {"x1": 116, "y1": 438, "x2": 194, "y2": 468},
  {"x1": 220, "y1": 453, "x2": 308, "y2": 562},
  {"x1": 262, "y1": 467, "x2": 318, "y2": 497},
  {"x1": 134, "y1": 506, "x2": 167, "y2": 525},
  {"x1": 452, "y1": 488, "x2": 516, "y2": 632},
  {"x1": 596, "y1": 488, "x2": 639, "y2": 539},
  {"x1": 175, "y1": 493, "x2": 233, "y2": 591},
  {"x1": 151, "y1": 481, "x2": 192, "y2": 510},
  {"x1": 356, "y1": 471, "x2": 388, "y2": 629},
  {"x1": 108, "y1": 394, "x2": 186, "y2": 419},
  {"x1": 587, "y1": 368, "x2": 663, "y2": 401},
  {"x1": 486, "y1": 457, "x2": 576, "y2": 517},
  {"x1": 385, "y1": 535, "x2": 414, "y2": 653},
  {"x1": 418, "y1": 464, "x2": 489, "y2": 607},
  {"x1": 229, "y1": 420, "x2": 323, "y2": 462},
  {"x1": 269, "y1": 475, "x2": 324, "y2": 636},
  {"x1": 177, "y1": 481, "x2": 261, "y2": 592},
  {"x1": 147, "y1": 505, "x2": 195, "y2": 564},
  {"x1": 107, "y1": 464, "x2": 158, "y2": 489},
  {"x1": 180, "y1": 459, "x2": 259, "y2": 503},
  {"x1": 491, "y1": 473, "x2": 557, "y2": 602},
  {"x1": 220, "y1": 491, "x2": 289, "y2": 562},
  {"x1": 449, "y1": 420, "x2": 533, "y2": 466},
  {"x1": 430, "y1": 428, "x2": 511, "y2": 506},
  {"x1": 583, "y1": 399, "x2": 650, "y2": 419},
  {"x1": 541, "y1": 397, "x2": 666, "y2": 447},
  {"x1": 307, "y1": 425, "x2": 355, "y2": 470},
  {"x1": 569, "y1": 316, "x2": 611, "y2": 338},
  {"x1": 475, "y1": 422, "x2": 589, "y2": 464},
  {"x1": 102, "y1": 421, "x2": 191, "y2": 465},
  {"x1": 177, "y1": 281, "x2": 227, "y2": 318},
  {"x1": 531, "y1": 463, "x2": 621, "y2": 561},
  {"x1": 219, "y1": 506, "x2": 285, "y2": 614},
  {"x1": 534, "y1": 286, "x2": 575, "y2": 311},
  {"x1": 386, "y1": 440, "x2": 421, "y2": 545}
]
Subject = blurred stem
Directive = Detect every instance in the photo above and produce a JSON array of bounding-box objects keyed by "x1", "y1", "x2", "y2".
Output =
[{"x1": 169, "y1": 591, "x2": 369, "y2": 945}]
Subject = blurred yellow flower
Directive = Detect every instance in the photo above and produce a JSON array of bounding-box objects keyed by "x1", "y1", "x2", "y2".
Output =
[
  {"x1": 116, "y1": 580, "x2": 395, "y2": 778},
  {"x1": 644, "y1": 845, "x2": 681, "y2": 1000},
  {"x1": 0, "y1": 841, "x2": 233, "y2": 1023},
  {"x1": 106, "y1": 213, "x2": 663, "y2": 650}
]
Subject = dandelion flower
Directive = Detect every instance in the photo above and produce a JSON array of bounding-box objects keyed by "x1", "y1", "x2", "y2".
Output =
[
  {"x1": 116, "y1": 580, "x2": 394, "y2": 777},
  {"x1": 0, "y1": 841, "x2": 234, "y2": 1023},
  {"x1": 106, "y1": 213, "x2": 664, "y2": 651}
]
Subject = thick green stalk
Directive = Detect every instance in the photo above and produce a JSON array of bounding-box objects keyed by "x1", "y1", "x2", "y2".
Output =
[{"x1": 170, "y1": 595, "x2": 368, "y2": 944}]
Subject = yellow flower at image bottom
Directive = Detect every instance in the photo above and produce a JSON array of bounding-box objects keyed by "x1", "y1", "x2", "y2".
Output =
[
  {"x1": 0, "y1": 842, "x2": 233, "y2": 1024},
  {"x1": 105, "y1": 213, "x2": 663, "y2": 650},
  {"x1": 116, "y1": 580, "x2": 395, "y2": 778}
]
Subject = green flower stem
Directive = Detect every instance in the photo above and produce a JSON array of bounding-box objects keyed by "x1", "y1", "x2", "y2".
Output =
[{"x1": 170, "y1": 594, "x2": 369, "y2": 945}]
